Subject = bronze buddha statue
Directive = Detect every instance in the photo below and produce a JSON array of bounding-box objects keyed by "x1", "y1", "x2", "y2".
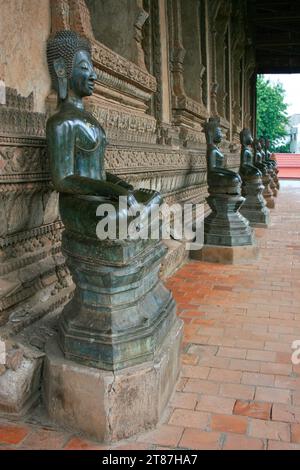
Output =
[
  {"x1": 204, "y1": 117, "x2": 241, "y2": 195},
  {"x1": 45, "y1": 31, "x2": 178, "y2": 372},
  {"x1": 253, "y1": 138, "x2": 274, "y2": 209},
  {"x1": 239, "y1": 128, "x2": 262, "y2": 180},
  {"x1": 259, "y1": 137, "x2": 277, "y2": 197},
  {"x1": 239, "y1": 129, "x2": 269, "y2": 227},
  {"x1": 46, "y1": 30, "x2": 161, "y2": 221},
  {"x1": 200, "y1": 117, "x2": 254, "y2": 249}
]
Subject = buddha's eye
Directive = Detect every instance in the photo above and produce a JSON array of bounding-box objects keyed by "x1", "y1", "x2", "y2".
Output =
[{"x1": 80, "y1": 63, "x2": 89, "y2": 71}]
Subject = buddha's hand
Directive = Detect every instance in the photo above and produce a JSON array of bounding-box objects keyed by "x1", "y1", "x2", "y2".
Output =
[
  {"x1": 127, "y1": 191, "x2": 140, "y2": 211},
  {"x1": 118, "y1": 180, "x2": 134, "y2": 191}
]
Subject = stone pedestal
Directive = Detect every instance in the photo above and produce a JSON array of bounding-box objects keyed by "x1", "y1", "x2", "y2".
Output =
[
  {"x1": 240, "y1": 177, "x2": 270, "y2": 228},
  {"x1": 273, "y1": 169, "x2": 280, "y2": 190},
  {"x1": 191, "y1": 193, "x2": 257, "y2": 264},
  {"x1": 262, "y1": 174, "x2": 275, "y2": 209},
  {"x1": 269, "y1": 172, "x2": 278, "y2": 197},
  {"x1": 203, "y1": 194, "x2": 254, "y2": 247},
  {"x1": 43, "y1": 319, "x2": 183, "y2": 442},
  {"x1": 56, "y1": 194, "x2": 178, "y2": 371},
  {"x1": 43, "y1": 193, "x2": 182, "y2": 440}
]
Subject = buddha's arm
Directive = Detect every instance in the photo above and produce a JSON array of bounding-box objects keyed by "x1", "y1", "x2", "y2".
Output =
[
  {"x1": 47, "y1": 120, "x2": 136, "y2": 201},
  {"x1": 106, "y1": 172, "x2": 133, "y2": 190}
]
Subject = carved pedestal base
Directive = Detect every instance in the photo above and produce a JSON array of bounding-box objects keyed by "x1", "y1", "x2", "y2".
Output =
[
  {"x1": 240, "y1": 178, "x2": 270, "y2": 228},
  {"x1": 203, "y1": 194, "x2": 255, "y2": 247},
  {"x1": 269, "y1": 173, "x2": 278, "y2": 197},
  {"x1": 43, "y1": 319, "x2": 182, "y2": 442},
  {"x1": 262, "y1": 175, "x2": 275, "y2": 209},
  {"x1": 274, "y1": 172, "x2": 280, "y2": 191},
  {"x1": 55, "y1": 194, "x2": 180, "y2": 371},
  {"x1": 43, "y1": 193, "x2": 182, "y2": 440}
]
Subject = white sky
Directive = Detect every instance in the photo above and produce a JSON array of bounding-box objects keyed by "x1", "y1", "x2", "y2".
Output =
[{"x1": 263, "y1": 74, "x2": 300, "y2": 117}]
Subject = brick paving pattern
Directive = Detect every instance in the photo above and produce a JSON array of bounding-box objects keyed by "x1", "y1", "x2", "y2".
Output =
[{"x1": 0, "y1": 180, "x2": 300, "y2": 450}]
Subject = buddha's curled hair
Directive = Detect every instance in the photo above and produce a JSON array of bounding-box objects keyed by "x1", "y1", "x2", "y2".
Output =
[
  {"x1": 203, "y1": 117, "x2": 220, "y2": 144},
  {"x1": 47, "y1": 30, "x2": 92, "y2": 89}
]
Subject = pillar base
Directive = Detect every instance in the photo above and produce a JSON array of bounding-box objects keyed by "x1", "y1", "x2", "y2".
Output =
[
  {"x1": 265, "y1": 196, "x2": 275, "y2": 209},
  {"x1": 240, "y1": 178, "x2": 270, "y2": 228},
  {"x1": 204, "y1": 194, "x2": 255, "y2": 247},
  {"x1": 191, "y1": 243, "x2": 259, "y2": 264},
  {"x1": 43, "y1": 318, "x2": 183, "y2": 443}
]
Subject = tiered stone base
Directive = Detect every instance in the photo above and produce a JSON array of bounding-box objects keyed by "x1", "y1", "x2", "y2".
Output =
[
  {"x1": 191, "y1": 193, "x2": 257, "y2": 264},
  {"x1": 240, "y1": 178, "x2": 270, "y2": 228},
  {"x1": 43, "y1": 318, "x2": 183, "y2": 442},
  {"x1": 269, "y1": 172, "x2": 278, "y2": 197},
  {"x1": 43, "y1": 193, "x2": 183, "y2": 441},
  {"x1": 262, "y1": 174, "x2": 275, "y2": 209},
  {"x1": 203, "y1": 194, "x2": 254, "y2": 246}
]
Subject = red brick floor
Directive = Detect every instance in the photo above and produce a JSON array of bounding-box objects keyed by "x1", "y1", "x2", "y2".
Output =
[{"x1": 0, "y1": 180, "x2": 300, "y2": 450}]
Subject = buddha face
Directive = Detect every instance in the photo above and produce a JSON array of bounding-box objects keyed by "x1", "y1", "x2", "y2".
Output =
[
  {"x1": 69, "y1": 50, "x2": 97, "y2": 98},
  {"x1": 255, "y1": 140, "x2": 262, "y2": 152},
  {"x1": 214, "y1": 126, "x2": 222, "y2": 144}
]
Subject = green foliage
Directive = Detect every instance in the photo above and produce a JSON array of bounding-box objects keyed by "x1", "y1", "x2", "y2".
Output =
[
  {"x1": 256, "y1": 75, "x2": 289, "y2": 150},
  {"x1": 275, "y1": 142, "x2": 290, "y2": 153}
]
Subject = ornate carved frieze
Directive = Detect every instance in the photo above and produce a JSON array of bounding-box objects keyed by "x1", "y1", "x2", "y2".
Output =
[
  {"x1": 0, "y1": 106, "x2": 46, "y2": 139},
  {"x1": 91, "y1": 40, "x2": 157, "y2": 93},
  {"x1": 0, "y1": 87, "x2": 63, "y2": 335},
  {"x1": 105, "y1": 147, "x2": 206, "y2": 175},
  {"x1": 89, "y1": 104, "x2": 157, "y2": 145},
  {"x1": 0, "y1": 146, "x2": 49, "y2": 183},
  {"x1": 50, "y1": 0, "x2": 157, "y2": 94}
]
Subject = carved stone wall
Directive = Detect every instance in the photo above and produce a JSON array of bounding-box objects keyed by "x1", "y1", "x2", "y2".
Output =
[{"x1": 0, "y1": 88, "x2": 73, "y2": 340}]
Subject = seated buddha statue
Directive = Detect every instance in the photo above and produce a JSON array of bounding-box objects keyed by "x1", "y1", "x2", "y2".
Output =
[
  {"x1": 253, "y1": 139, "x2": 268, "y2": 175},
  {"x1": 46, "y1": 30, "x2": 161, "y2": 235},
  {"x1": 239, "y1": 128, "x2": 262, "y2": 180},
  {"x1": 203, "y1": 117, "x2": 241, "y2": 195}
]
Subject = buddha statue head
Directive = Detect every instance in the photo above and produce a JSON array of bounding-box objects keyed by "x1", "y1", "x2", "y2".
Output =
[
  {"x1": 47, "y1": 30, "x2": 97, "y2": 101},
  {"x1": 259, "y1": 136, "x2": 266, "y2": 149},
  {"x1": 253, "y1": 138, "x2": 262, "y2": 153},
  {"x1": 203, "y1": 117, "x2": 222, "y2": 145},
  {"x1": 240, "y1": 128, "x2": 253, "y2": 147}
]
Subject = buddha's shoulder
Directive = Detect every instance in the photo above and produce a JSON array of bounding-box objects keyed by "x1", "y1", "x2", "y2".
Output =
[{"x1": 47, "y1": 109, "x2": 104, "y2": 134}]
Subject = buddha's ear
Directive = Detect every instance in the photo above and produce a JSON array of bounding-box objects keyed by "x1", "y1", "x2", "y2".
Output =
[{"x1": 53, "y1": 58, "x2": 68, "y2": 100}]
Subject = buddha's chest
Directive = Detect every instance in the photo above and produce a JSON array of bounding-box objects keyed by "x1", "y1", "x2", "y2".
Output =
[{"x1": 74, "y1": 120, "x2": 106, "y2": 179}]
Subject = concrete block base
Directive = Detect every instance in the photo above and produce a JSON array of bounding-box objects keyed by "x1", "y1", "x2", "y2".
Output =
[
  {"x1": 192, "y1": 243, "x2": 259, "y2": 264},
  {"x1": 43, "y1": 318, "x2": 183, "y2": 443},
  {"x1": 0, "y1": 355, "x2": 43, "y2": 418}
]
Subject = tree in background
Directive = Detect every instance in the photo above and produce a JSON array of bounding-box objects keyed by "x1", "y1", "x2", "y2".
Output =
[{"x1": 256, "y1": 75, "x2": 289, "y2": 151}]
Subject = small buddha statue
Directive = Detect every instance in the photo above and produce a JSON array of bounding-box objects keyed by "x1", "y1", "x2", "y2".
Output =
[
  {"x1": 259, "y1": 137, "x2": 277, "y2": 197},
  {"x1": 253, "y1": 139, "x2": 274, "y2": 209},
  {"x1": 239, "y1": 129, "x2": 269, "y2": 227},
  {"x1": 204, "y1": 117, "x2": 241, "y2": 195},
  {"x1": 253, "y1": 139, "x2": 267, "y2": 173},
  {"x1": 46, "y1": 30, "x2": 161, "y2": 222},
  {"x1": 239, "y1": 128, "x2": 262, "y2": 180},
  {"x1": 265, "y1": 138, "x2": 280, "y2": 191},
  {"x1": 199, "y1": 117, "x2": 254, "y2": 251}
]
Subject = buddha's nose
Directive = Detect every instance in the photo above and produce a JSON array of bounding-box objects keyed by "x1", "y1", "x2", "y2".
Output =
[{"x1": 90, "y1": 68, "x2": 97, "y2": 81}]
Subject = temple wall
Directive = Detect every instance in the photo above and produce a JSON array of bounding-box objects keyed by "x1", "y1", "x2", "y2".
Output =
[
  {"x1": 0, "y1": 0, "x2": 255, "y2": 371},
  {"x1": 0, "y1": 0, "x2": 51, "y2": 113}
]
